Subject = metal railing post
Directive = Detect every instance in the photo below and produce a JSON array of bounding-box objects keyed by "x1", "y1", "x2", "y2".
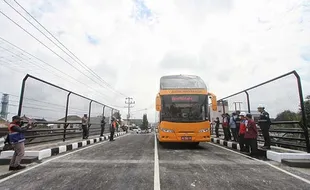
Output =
[
  {"x1": 102, "y1": 105, "x2": 105, "y2": 116},
  {"x1": 88, "y1": 100, "x2": 93, "y2": 135},
  {"x1": 245, "y1": 90, "x2": 251, "y2": 113},
  {"x1": 18, "y1": 74, "x2": 30, "y2": 116},
  {"x1": 63, "y1": 92, "x2": 71, "y2": 142},
  {"x1": 222, "y1": 100, "x2": 226, "y2": 114},
  {"x1": 293, "y1": 71, "x2": 310, "y2": 153}
]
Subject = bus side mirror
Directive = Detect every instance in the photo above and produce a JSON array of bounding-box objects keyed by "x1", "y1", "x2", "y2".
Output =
[
  {"x1": 156, "y1": 94, "x2": 161, "y2": 111},
  {"x1": 209, "y1": 93, "x2": 217, "y2": 111}
]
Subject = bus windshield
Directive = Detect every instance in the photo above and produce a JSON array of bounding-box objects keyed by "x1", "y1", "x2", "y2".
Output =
[{"x1": 161, "y1": 94, "x2": 208, "y2": 122}]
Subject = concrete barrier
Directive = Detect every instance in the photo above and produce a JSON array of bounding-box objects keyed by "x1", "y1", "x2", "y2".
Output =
[
  {"x1": 211, "y1": 137, "x2": 310, "y2": 164},
  {"x1": 0, "y1": 132, "x2": 126, "y2": 164}
]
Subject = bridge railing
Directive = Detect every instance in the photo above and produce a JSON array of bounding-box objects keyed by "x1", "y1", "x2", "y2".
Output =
[
  {"x1": 211, "y1": 121, "x2": 307, "y2": 151},
  {"x1": 0, "y1": 120, "x2": 121, "y2": 152},
  {"x1": 212, "y1": 70, "x2": 309, "y2": 153},
  {"x1": 1, "y1": 74, "x2": 122, "y2": 150}
]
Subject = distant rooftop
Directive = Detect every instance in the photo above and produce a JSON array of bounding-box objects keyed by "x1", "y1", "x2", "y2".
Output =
[{"x1": 58, "y1": 115, "x2": 82, "y2": 121}]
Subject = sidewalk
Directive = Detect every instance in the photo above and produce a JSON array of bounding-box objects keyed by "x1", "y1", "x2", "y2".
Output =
[
  {"x1": 25, "y1": 133, "x2": 110, "y2": 151},
  {"x1": 0, "y1": 132, "x2": 126, "y2": 159},
  {"x1": 0, "y1": 131, "x2": 127, "y2": 179},
  {"x1": 211, "y1": 136, "x2": 310, "y2": 165}
]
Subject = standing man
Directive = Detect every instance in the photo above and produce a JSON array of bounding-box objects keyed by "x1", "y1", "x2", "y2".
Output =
[
  {"x1": 100, "y1": 115, "x2": 106, "y2": 137},
  {"x1": 214, "y1": 117, "x2": 220, "y2": 138},
  {"x1": 82, "y1": 114, "x2": 88, "y2": 139},
  {"x1": 257, "y1": 105, "x2": 271, "y2": 149},
  {"x1": 244, "y1": 113, "x2": 258, "y2": 156},
  {"x1": 235, "y1": 110, "x2": 241, "y2": 135},
  {"x1": 230, "y1": 112, "x2": 238, "y2": 142},
  {"x1": 8, "y1": 115, "x2": 32, "y2": 171},
  {"x1": 109, "y1": 117, "x2": 116, "y2": 141}
]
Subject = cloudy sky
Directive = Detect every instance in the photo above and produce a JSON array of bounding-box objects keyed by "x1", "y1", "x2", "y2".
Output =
[{"x1": 0, "y1": 0, "x2": 310, "y2": 122}]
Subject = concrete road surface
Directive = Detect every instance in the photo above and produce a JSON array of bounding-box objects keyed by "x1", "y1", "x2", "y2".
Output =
[{"x1": 0, "y1": 133, "x2": 309, "y2": 190}]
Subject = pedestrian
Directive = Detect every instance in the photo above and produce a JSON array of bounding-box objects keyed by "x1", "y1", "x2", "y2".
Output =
[
  {"x1": 238, "y1": 112, "x2": 248, "y2": 152},
  {"x1": 214, "y1": 117, "x2": 220, "y2": 138},
  {"x1": 8, "y1": 115, "x2": 32, "y2": 171},
  {"x1": 109, "y1": 117, "x2": 116, "y2": 141},
  {"x1": 100, "y1": 115, "x2": 106, "y2": 137},
  {"x1": 222, "y1": 114, "x2": 231, "y2": 141},
  {"x1": 81, "y1": 114, "x2": 88, "y2": 139},
  {"x1": 257, "y1": 105, "x2": 271, "y2": 149},
  {"x1": 244, "y1": 113, "x2": 258, "y2": 156},
  {"x1": 235, "y1": 110, "x2": 241, "y2": 135},
  {"x1": 230, "y1": 112, "x2": 238, "y2": 142}
]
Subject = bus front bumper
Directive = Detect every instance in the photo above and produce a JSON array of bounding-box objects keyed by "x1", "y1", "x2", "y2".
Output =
[{"x1": 158, "y1": 132, "x2": 211, "y2": 142}]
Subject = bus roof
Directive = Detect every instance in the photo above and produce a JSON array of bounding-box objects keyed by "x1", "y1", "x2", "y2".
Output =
[{"x1": 160, "y1": 75, "x2": 207, "y2": 90}]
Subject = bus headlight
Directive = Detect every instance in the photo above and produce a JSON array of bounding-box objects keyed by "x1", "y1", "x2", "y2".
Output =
[
  {"x1": 161, "y1": 128, "x2": 174, "y2": 133},
  {"x1": 199, "y1": 128, "x2": 209, "y2": 133}
]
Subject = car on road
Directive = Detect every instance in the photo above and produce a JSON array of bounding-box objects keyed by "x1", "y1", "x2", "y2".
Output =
[{"x1": 132, "y1": 128, "x2": 141, "y2": 134}]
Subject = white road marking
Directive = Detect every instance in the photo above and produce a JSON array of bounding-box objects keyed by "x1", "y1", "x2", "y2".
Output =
[
  {"x1": 209, "y1": 142, "x2": 310, "y2": 185},
  {"x1": 154, "y1": 133, "x2": 161, "y2": 190},
  {"x1": 0, "y1": 133, "x2": 129, "y2": 184},
  {"x1": 53, "y1": 159, "x2": 154, "y2": 164}
]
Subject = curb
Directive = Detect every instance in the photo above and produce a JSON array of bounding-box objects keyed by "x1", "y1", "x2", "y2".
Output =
[
  {"x1": 267, "y1": 150, "x2": 310, "y2": 162},
  {"x1": 211, "y1": 137, "x2": 241, "y2": 150},
  {"x1": 211, "y1": 137, "x2": 310, "y2": 163},
  {"x1": 211, "y1": 137, "x2": 267, "y2": 157},
  {"x1": 0, "y1": 132, "x2": 126, "y2": 160}
]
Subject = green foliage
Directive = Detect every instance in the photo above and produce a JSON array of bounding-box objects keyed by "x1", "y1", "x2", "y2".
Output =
[
  {"x1": 141, "y1": 114, "x2": 148, "y2": 130},
  {"x1": 275, "y1": 110, "x2": 301, "y2": 121},
  {"x1": 113, "y1": 112, "x2": 122, "y2": 121},
  {"x1": 274, "y1": 95, "x2": 310, "y2": 128}
]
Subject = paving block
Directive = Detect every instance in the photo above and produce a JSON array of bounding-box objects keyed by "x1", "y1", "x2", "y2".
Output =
[
  {"x1": 281, "y1": 159, "x2": 310, "y2": 168},
  {"x1": 0, "y1": 156, "x2": 39, "y2": 165}
]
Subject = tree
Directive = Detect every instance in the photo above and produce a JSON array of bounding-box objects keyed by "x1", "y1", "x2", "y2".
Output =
[
  {"x1": 113, "y1": 112, "x2": 122, "y2": 121},
  {"x1": 275, "y1": 110, "x2": 300, "y2": 128},
  {"x1": 275, "y1": 110, "x2": 300, "y2": 121},
  {"x1": 141, "y1": 114, "x2": 149, "y2": 130}
]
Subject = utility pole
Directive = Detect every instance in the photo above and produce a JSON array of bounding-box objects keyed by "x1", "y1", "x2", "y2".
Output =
[
  {"x1": 125, "y1": 97, "x2": 135, "y2": 126},
  {"x1": 233, "y1": 102, "x2": 243, "y2": 111}
]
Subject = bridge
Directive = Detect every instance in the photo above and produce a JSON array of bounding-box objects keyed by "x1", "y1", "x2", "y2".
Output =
[{"x1": 0, "y1": 71, "x2": 309, "y2": 190}]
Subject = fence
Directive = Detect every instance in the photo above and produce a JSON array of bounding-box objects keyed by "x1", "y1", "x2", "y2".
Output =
[
  {"x1": 212, "y1": 70, "x2": 309, "y2": 153},
  {"x1": 1, "y1": 74, "x2": 121, "y2": 146}
]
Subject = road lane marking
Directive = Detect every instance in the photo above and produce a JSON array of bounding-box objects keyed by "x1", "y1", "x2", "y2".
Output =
[
  {"x1": 53, "y1": 159, "x2": 154, "y2": 164},
  {"x1": 154, "y1": 133, "x2": 161, "y2": 190},
  {"x1": 158, "y1": 160, "x2": 264, "y2": 165},
  {"x1": 0, "y1": 134, "x2": 129, "y2": 184},
  {"x1": 209, "y1": 142, "x2": 310, "y2": 185}
]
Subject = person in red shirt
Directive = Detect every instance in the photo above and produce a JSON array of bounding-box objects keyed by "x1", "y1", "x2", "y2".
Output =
[
  {"x1": 109, "y1": 117, "x2": 116, "y2": 141},
  {"x1": 222, "y1": 113, "x2": 231, "y2": 141},
  {"x1": 238, "y1": 112, "x2": 248, "y2": 152},
  {"x1": 244, "y1": 113, "x2": 258, "y2": 156}
]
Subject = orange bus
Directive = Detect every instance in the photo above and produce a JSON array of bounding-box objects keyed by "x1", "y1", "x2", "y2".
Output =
[{"x1": 155, "y1": 75, "x2": 217, "y2": 146}]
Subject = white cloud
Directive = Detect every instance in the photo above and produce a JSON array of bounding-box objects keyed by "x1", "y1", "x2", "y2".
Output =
[{"x1": 0, "y1": 0, "x2": 310, "y2": 122}]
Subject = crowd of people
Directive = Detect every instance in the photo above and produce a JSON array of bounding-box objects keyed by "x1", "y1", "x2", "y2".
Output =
[{"x1": 213, "y1": 105, "x2": 271, "y2": 156}]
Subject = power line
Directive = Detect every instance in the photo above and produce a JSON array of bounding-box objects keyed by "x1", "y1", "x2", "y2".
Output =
[
  {"x1": 13, "y1": 0, "x2": 127, "y2": 97},
  {"x1": 3, "y1": 0, "x2": 127, "y2": 98},
  {"x1": 0, "y1": 9, "x2": 111, "y2": 90},
  {"x1": 1, "y1": 92, "x2": 118, "y2": 117},
  {"x1": 0, "y1": 10, "x2": 125, "y2": 102},
  {"x1": 8, "y1": 99, "x2": 87, "y2": 113},
  {"x1": 0, "y1": 38, "x2": 122, "y2": 106}
]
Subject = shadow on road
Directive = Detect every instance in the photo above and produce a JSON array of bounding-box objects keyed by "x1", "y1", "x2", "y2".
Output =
[{"x1": 158, "y1": 142, "x2": 207, "y2": 150}]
